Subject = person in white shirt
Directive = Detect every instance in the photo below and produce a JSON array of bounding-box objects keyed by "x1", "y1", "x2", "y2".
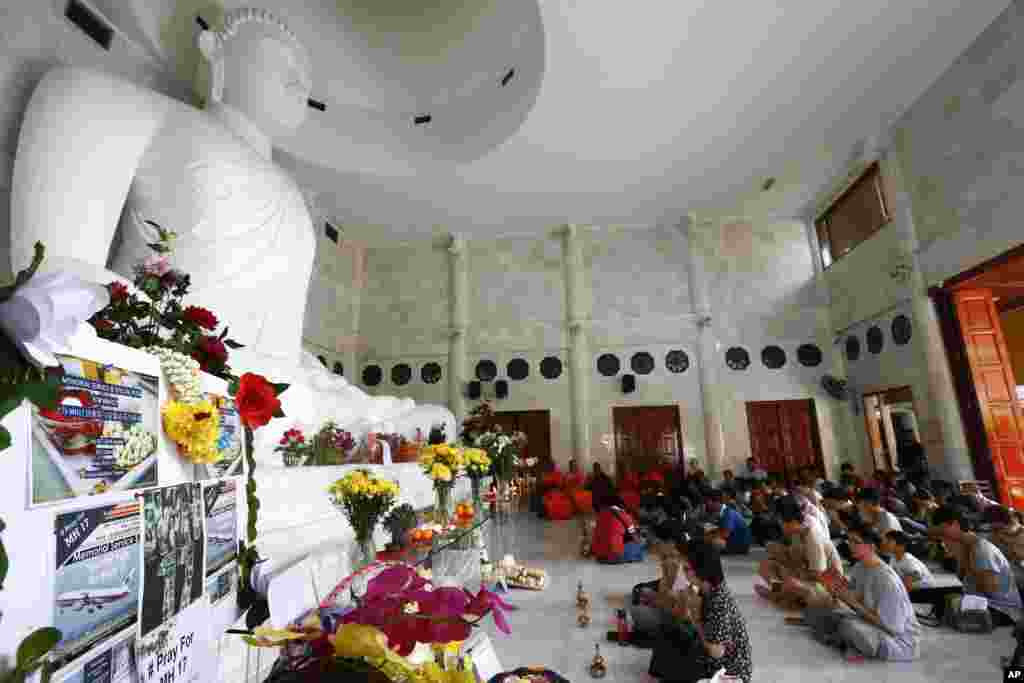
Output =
[
  {"x1": 881, "y1": 531, "x2": 934, "y2": 590},
  {"x1": 856, "y1": 487, "x2": 902, "y2": 535}
]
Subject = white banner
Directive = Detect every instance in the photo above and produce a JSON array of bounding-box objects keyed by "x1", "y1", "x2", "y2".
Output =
[{"x1": 135, "y1": 600, "x2": 209, "y2": 683}]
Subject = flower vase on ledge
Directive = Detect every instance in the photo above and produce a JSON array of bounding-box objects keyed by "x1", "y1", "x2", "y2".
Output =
[
  {"x1": 352, "y1": 534, "x2": 376, "y2": 571},
  {"x1": 435, "y1": 484, "x2": 454, "y2": 526},
  {"x1": 470, "y1": 477, "x2": 484, "y2": 509}
]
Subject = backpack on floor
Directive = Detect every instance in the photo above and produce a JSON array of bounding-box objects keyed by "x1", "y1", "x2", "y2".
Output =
[{"x1": 943, "y1": 594, "x2": 994, "y2": 634}]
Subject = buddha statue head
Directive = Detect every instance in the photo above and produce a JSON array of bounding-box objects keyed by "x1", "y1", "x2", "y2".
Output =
[{"x1": 198, "y1": 8, "x2": 312, "y2": 139}]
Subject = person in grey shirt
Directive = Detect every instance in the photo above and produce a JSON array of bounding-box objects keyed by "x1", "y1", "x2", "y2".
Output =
[{"x1": 804, "y1": 524, "x2": 921, "y2": 661}]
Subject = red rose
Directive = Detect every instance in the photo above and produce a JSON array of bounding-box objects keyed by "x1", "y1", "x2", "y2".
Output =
[
  {"x1": 235, "y1": 373, "x2": 281, "y2": 429},
  {"x1": 198, "y1": 335, "x2": 228, "y2": 362},
  {"x1": 93, "y1": 319, "x2": 114, "y2": 331},
  {"x1": 183, "y1": 306, "x2": 218, "y2": 330},
  {"x1": 108, "y1": 282, "x2": 128, "y2": 302}
]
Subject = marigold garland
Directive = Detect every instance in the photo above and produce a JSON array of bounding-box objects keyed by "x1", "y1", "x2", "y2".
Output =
[{"x1": 162, "y1": 398, "x2": 222, "y2": 464}]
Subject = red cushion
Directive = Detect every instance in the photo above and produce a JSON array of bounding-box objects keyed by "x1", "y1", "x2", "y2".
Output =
[
  {"x1": 570, "y1": 489, "x2": 593, "y2": 514},
  {"x1": 544, "y1": 490, "x2": 574, "y2": 520},
  {"x1": 622, "y1": 472, "x2": 641, "y2": 490},
  {"x1": 620, "y1": 490, "x2": 641, "y2": 513}
]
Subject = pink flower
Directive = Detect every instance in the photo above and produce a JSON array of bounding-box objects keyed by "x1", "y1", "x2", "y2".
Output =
[{"x1": 143, "y1": 254, "x2": 170, "y2": 276}]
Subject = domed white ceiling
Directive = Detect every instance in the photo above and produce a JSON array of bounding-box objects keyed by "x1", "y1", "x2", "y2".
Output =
[{"x1": 95, "y1": 0, "x2": 1010, "y2": 237}]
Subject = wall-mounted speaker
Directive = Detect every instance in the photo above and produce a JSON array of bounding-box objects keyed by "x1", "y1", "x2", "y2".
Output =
[
  {"x1": 468, "y1": 380, "x2": 482, "y2": 400},
  {"x1": 495, "y1": 379, "x2": 508, "y2": 399},
  {"x1": 622, "y1": 374, "x2": 636, "y2": 394}
]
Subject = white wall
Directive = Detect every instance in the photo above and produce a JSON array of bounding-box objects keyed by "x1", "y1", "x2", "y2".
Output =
[{"x1": 356, "y1": 222, "x2": 848, "y2": 477}]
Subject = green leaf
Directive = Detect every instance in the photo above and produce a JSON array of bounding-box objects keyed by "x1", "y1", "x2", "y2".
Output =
[
  {"x1": 0, "y1": 242, "x2": 45, "y2": 304},
  {"x1": 272, "y1": 383, "x2": 290, "y2": 396},
  {"x1": 15, "y1": 627, "x2": 61, "y2": 670},
  {"x1": 0, "y1": 425, "x2": 10, "y2": 453},
  {"x1": 224, "y1": 339, "x2": 244, "y2": 349},
  {"x1": 16, "y1": 382, "x2": 59, "y2": 412},
  {"x1": 0, "y1": 531, "x2": 7, "y2": 590},
  {"x1": 228, "y1": 378, "x2": 240, "y2": 397},
  {"x1": 272, "y1": 407, "x2": 285, "y2": 419},
  {"x1": 219, "y1": 326, "x2": 229, "y2": 341}
]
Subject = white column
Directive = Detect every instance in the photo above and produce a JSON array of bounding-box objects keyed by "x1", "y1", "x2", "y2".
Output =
[
  {"x1": 880, "y1": 151, "x2": 973, "y2": 481},
  {"x1": 447, "y1": 235, "x2": 468, "y2": 427},
  {"x1": 562, "y1": 224, "x2": 592, "y2": 468},
  {"x1": 680, "y1": 216, "x2": 725, "y2": 479}
]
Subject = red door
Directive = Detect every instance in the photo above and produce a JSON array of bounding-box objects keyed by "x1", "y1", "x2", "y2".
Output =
[
  {"x1": 612, "y1": 406, "x2": 684, "y2": 477},
  {"x1": 746, "y1": 399, "x2": 823, "y2": 478},
  {"x1": 953, "y1": 289, "x2": 1024, "y2": 507}
]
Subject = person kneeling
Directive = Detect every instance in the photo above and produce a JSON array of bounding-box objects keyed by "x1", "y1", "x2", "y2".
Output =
[
  {"x1": 593, "y1": 496, "x2": 645, "y2": 564},
  {"x1": 804, "y1": 525, "x2": 921, "y2": 661},
  {"x1": 649, "y1": 539, "x2": 753, "y2": 682}
]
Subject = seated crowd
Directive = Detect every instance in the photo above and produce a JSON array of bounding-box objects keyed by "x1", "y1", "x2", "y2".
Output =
[{"x1": 544, "y1": 451, "x2": 1024, "y2": 681}]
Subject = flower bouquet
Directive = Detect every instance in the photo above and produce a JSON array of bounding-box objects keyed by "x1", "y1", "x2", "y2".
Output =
[
  {"x1": 328, "y1": 469, "x2": 400, "y2": 569},
  {"x1": 246, "y1": 563, "x2": 512, "y2": 683},
  {"x1": 382, "y1": 504, "x2": 418, "y2": 551},
  {"x1": 419, "y1": 444, "x2": 466, "y2": 526},
  {"x1": 474, "y1": 430, "x2": 526, "y2": 500},
  {"x1": 277, "y1": 427, "x2": 310, "y2": 467},
  {"x1": 88, "y1": 221, "x2": 243, "y2": 380},
  {"x1": 463, "y1": 448, "x2": 492, "y2": 508},
  {"x1": 310, "y1": 421, "x2": 356, "y2": 466}
]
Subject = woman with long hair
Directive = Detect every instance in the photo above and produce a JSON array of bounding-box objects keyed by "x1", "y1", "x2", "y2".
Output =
[{"x1": 649, "y1": 539, "x2": 753, "y2": 682}]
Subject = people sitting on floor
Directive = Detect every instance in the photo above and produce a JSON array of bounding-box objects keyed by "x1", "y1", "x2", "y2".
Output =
[
  {"x1": 804, "y1": 524, "x2": 922, "y2": 661},
  {"x1": 882, "y1": 531, "x2": 934, "y2": 591},
  {"x1": 839, "y1": 463, "x2": 858, "y2": 489},
  {"x1": 856, "y1": 487, "x2": 903, "y2": 535},
  {"x1": 630, "y1": 545, "x2": 687, "y2": 647},
  {"x1": 748, "y1": 480, "x2": 782, "y2": 547},
  {"x1": 649, "y1": 539, "x2": 753, "y2": 683},
  {"x1": 704, "y1": 489, "x2": 752, "y2": 556},
  {"x1": 717, "y1": 469, "x2": 738, "y2": 495},
  {"x1": 741, "y1": 457, "x2": 767, "y2": 483},
  {"x1": 793, "y1": 484, "x2": 830, "y2": 538},
  {"x1": 587, "y1": 461, "x2": 617, "y2": 512},
  {"x1": 960, "y1": 481, "x2": 1000, "y2": 513},
  {"x1": 758, "y1": 495, "x2": 844, "y2": 609},
  {"x1": 822, "y1": 486, "x2": 857, "y2": 536},
  {"x1": 984, "y1": 505, "x2": 1024, "y2": 586},
  {"x1": 592, "y1": 495, "x2": 645, "y2": 564},
  {"x1": 929, "y1": 504, "x2": 1022, "y2": 627}
]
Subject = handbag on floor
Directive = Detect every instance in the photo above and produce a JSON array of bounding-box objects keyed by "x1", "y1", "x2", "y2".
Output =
[{"x1": 943, "y1": 594, "x2": 994, "y2": 633}]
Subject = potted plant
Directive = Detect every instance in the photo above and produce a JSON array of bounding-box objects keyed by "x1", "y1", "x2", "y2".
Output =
[
  {"x1": 310, "y1": 421, "x2": 355, "y2": 466},
  {"x1": 382, "y1": 503, "x2": 417, "y2": 551}
]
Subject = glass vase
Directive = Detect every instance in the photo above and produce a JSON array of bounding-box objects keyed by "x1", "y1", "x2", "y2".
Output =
[
  {"x1": 496, "y1": 477, "x2": 510, "y2": 503},
  {"x1": 352, "y1": 534, "x2": 376, "y2": 571},
  {"x1": 470, "y1": 477, "x2": 483, "y2": 509},
  {"x1": 435, "y1": 484, "x2": 454, "y2": 526}
]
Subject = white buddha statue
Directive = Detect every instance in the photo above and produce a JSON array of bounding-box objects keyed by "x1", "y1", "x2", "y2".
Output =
[{"x1": 9, "y1": 7, "x2": 454, "y2": 463}]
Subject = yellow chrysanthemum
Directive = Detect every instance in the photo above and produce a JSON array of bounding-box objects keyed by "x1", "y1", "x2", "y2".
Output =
[
  {"x1": 162, "y1": 399, "x2": 222, "y2": 465},
  {"x1": 431, "y1": 463, "x2": 453, "y2": 482}
]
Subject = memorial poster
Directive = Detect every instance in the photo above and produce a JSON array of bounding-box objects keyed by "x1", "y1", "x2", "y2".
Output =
[
  {"x1": 53, "y1": 630, "x2": 136, "y2": 683},
  {"x1": 202, "y1": 479, "x2": 237, "y2": 577},
  {"x1": 136, "y1": 600, "x2": 208, "y2": 683},
  {"x1": 31, "y1": 353, "x2": 158, "y2": 506},
  {"x1": 52, "y1": 502, "x2": 141, "y2": 670},
  {"x1": 139, "y1": 484, "x2": 205, "y2": 639},
  {"x1": 206, "y1": 563, "x2": 237, "y2": 606}
]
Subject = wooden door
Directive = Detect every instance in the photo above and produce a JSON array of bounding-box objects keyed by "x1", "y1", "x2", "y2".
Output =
[
  {"x1": 953, "y1": 289, "x2": 1024, "y2": 507},
  {"x1": 492, "y1": 410, "x2": 552, "y2": 466},
  {"x1": 612, "y1": 406, "x2": 684, "y2": 476},
  {"x1": 746, "y1": 399, "x2": 824, "y2": 478}
]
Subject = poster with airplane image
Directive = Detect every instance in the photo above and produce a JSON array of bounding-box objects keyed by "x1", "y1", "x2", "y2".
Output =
[
  {"x1": 206, "y1": 563, "x2": 237, "y2": 606},
  {"x1": 31, "y1": 352, "x2": 159, "y2": 506},
  {"x1": 139, "y1": 483, "x2": 205, "y2": 639},
  {"x1": 52, "y1": 502, "x2": 141, "y2": 670},
  {"x1": 203, "y1": 479, "x2": 238, "y2": 576},
  {"x1": 53, "y1": 628, "x2": 136, "y2": 683}
]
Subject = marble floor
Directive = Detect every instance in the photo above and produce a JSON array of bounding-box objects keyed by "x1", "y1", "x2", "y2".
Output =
[{"x1": 476, "y1": 512, "x2": 1014, "y2": 682}]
